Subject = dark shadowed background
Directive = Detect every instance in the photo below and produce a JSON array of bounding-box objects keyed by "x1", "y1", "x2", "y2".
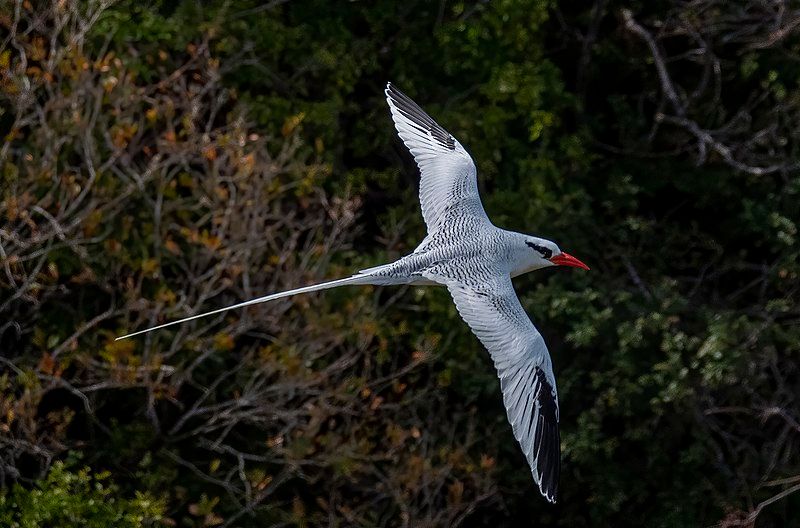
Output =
[{"x1": 1, "y1": 1, "x2": 799, "y2": 526}]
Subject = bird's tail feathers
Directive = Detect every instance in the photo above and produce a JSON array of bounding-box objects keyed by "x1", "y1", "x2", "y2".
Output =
[
  {"x1": 115, "y1": 272, "x2": 381, "y2": 341},
  {"x1": 357, "y1": 262, "x2": 395, "y2": 277}
]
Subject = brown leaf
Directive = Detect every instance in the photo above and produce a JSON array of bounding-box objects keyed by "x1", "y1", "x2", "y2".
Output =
[
  {"x1": 38, "y1": 353, "x2": 55, "y2": 375},
  {"x1": 164, "y1": 238, "x2": 181, "y2": 255},
  {"x1": 203, "y1": 145, "x2": 217, "y2": 161},
  {"x1": 204, "y1": 513, "x2": 223, "y2": 526},
  {"x1": 369, "y1": 396, "x2": 383, "y2": 411}
]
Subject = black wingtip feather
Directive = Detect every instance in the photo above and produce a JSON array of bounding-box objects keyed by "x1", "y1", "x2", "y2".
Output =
[
  {"x1": 537, "y1": 420, "x2": 560, "y2": 503},
  {"x1": 384, "y1": 82, "x2": 456, "y2": 151},
  {"x1": 532, "y1": 368, "x2": 560, "y2": 503}
]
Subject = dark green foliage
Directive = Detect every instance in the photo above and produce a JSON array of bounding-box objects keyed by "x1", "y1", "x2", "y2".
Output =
[{"x1": 1, "y1": 0, "x2": 799, "y2": 526}]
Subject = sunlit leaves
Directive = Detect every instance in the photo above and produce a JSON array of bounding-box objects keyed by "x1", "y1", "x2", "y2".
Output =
[{"x1": 0, "y1": 461, "x2": 164, "y2": 528}]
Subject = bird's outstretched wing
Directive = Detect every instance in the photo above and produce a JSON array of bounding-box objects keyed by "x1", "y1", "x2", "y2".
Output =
[
  {"x1": 385, "y1": 83, "x2": 488, "y2": 234},
  {"x1": 442, "y1": 274, "x2": 560, "y2": 502}
]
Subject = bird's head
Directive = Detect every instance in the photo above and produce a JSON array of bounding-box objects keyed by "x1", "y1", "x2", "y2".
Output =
[{"x1": 517, "y1": 236, "x2": 590, "y2": 275}]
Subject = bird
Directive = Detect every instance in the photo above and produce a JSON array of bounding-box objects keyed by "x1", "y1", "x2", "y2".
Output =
[{"x1": 117, "y1": 82, "x2": 589, "y2": 503}]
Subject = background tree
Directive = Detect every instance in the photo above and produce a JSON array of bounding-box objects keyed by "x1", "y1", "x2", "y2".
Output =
[{"x1": 1, "y1": 0, "x2": 798, "y2": 526}]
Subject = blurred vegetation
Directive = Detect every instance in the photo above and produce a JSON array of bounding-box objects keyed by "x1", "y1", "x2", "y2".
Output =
[
  {"x1": 0, "y1": 457, "x2": 164, "y2": 528},
  {"x1": 1, "y1": 0, "x2": 799, "y2": 526}
]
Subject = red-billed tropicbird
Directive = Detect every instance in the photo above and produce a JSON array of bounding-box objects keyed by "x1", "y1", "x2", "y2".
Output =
[{"x1": 117, "y1": 83, "x2": 589, "y2": 502}]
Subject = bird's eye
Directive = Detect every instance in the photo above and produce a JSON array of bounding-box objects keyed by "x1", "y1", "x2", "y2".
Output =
[{"x1": 525, "y1": 241, "x2": 553, "y2": 259}]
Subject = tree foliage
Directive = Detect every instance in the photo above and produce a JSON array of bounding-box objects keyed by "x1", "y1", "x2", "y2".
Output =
[
  {"x1": 1, "y1": 0, "x2": 799, "y2": 527},
  {"x1": 0, "y1": 459, "x2": 163, "y2": 528}
]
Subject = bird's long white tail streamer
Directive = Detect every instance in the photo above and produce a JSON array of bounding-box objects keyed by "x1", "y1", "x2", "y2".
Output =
[{"x1": 115, "y1": 274, "x2": 371, "y2": 341}]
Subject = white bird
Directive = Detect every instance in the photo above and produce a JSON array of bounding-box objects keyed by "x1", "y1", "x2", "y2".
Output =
[{"x1": 117, "y1": 83, "x2": 589, "y2": 503}]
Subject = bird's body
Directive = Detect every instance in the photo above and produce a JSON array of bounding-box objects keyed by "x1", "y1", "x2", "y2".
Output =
[{"x1": 117, "y1": 83, "x2": 589, "y2": 503}]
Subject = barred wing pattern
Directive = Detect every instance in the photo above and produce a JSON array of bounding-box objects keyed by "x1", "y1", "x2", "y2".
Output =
[
  {"x1": 385, "y1": 83, "x2": 488, "y2": 233},
  {"x1": 445, "y1": 275, "x2": 560, "y2": 503}
]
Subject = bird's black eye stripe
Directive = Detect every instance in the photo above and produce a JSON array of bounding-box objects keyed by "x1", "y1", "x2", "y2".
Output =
[{"x1": 526, "y1": 241, "x2": 553, "y2": 259}]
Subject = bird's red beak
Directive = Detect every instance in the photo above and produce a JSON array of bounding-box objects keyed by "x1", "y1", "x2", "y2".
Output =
[{"x1": 549, "y1": 252, "x2": 590, "y2": 270}]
